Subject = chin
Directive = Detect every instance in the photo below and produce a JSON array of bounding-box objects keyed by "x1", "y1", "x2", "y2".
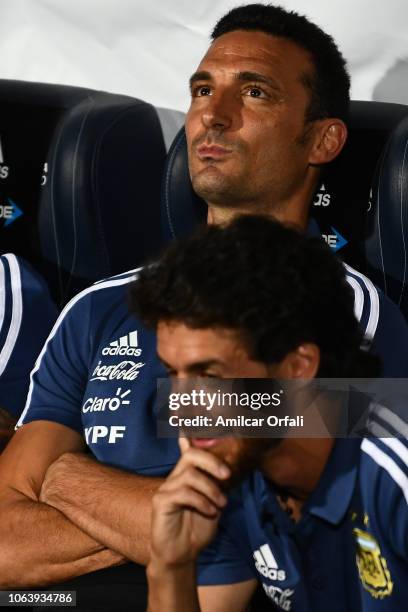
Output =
[
  {"x1": 203, "y1": 438, "x2": 261, "y2": 490},
  {"x1": 192, "y1": 172, "x2": 244, "y2": 206}
]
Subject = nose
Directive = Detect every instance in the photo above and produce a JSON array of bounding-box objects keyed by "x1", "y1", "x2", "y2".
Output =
[{"x1": 201, "y1": 90, "x2": 236, "y2": 131}]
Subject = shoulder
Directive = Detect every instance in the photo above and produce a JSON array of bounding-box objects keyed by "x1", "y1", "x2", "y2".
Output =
[
  {"x1": 55, "y1": 267, "x2": 141, "y2": 322},
  {"x1": 343, "y1": 263, "x2": 381, "y2": 340},
  {"x1": 0, "y1": 253, "x2": 57, "y2": 356},
  {"x1": 80, "y1": 267, "x2": 141, "y2": 304},
  {"x1": 25, "y1": 266, "x2": 142, "y2": 376},
  {"x1": 359, "y1": 406, "x2": 408, "y2": 555},
  {"x1": 361, "y1": 405, "x2": 408, "y2": 505},
  {"x1": 344, "y1": 263, "x2": 408, "y2": 344}
]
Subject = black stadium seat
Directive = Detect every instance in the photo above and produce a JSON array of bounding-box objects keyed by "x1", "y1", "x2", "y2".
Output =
[
  {"x1": 0, "y1": 80, "x2": 183, "y2": 306},
  {"x1": 161, "y1": 100, "x2": 408, "y2": 319}
]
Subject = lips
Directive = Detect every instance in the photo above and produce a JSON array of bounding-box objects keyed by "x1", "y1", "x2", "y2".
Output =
[{"x1": 196, "y1": 144, "x2": 232, "y2": 160}]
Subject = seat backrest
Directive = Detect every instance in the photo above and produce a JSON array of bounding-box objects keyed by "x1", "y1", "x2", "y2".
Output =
[
  {"x1": 161, "y1": 101, "x2": 408, "y2": 318},
  {"x1": 0, "y1": 80, "x2": 184, "y2": 305}
]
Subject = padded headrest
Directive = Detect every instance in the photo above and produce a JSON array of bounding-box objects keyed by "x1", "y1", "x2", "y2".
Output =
[
  {"x1": 161, "y1": 101, "x2": 408, "y2": 313},
  {"x1": 0, "y1": 80, "x2": 184, "y2": 305},
  {"x1": 162, "y1": 127, "x2": 206, "y2": 241},
  {"x1": 365, "y1": 114, "x2": 408, "y2": 313}
]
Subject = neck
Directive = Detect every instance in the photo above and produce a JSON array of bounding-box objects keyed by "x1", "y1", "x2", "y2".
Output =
[
  {"x1": 207, "y1": 177, "x2": 317, "y2": 232},
  {"x1": 261, "y1": 437, "x2": 334, "y2": 502},
  {"x1": 207, "y1": 204, "x2": 310, "y2": 231}
]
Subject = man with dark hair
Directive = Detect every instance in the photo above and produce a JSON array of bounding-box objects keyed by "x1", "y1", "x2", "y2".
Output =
[
  {"x1": 137, "y1": 216, "x2": 406, "y2": 612},
  {"x1": 211, "y1": 3, "x2": 350, "y2": 123},
  {"x1": 0, "y1": 3, "x2": 406, "y2": 606},
  {"x1": 133, "y1": 216, "x2": 377, "y2": 379}
]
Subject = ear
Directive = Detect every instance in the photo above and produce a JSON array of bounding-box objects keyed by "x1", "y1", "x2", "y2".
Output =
[
  {"x1": 308, "y1": 119, "x2": 347, "y2": 166},
  {"x1": 270, "y1": 343, "x2": 320, "y2": 380}
]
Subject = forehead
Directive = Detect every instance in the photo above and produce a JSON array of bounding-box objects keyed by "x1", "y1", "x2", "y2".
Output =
[
  {"x1": 157, "y1": 322, "x2": 246, "y2": 364},
  {"x1": 197, "y1": 29, "x2": 313, "y2": 82}
]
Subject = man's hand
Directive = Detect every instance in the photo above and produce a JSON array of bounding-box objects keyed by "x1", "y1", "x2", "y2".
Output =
[
  {"x1": 0, "y1": 421, "x2": 125, "y2": 587},
  {"x1": 39, "y1": 449, "x2": 163, "y2": 565},
  {"x1": 147, "y1": 440, "x2": 250, "y2": 612},
  {"x1": 150, "y1": 439, "x2": 230, "y2": 568}
]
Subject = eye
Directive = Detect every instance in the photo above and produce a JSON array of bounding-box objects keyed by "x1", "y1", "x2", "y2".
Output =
[
  {"x1": 199, "y1": 370, "x2": 222, "y2": 379},
  {"x1": 244, "y1": 86, "x2": 267, "y2": 99},
  {"x1": 192, "y1": 85, "x2": 212, "y2": 97}
]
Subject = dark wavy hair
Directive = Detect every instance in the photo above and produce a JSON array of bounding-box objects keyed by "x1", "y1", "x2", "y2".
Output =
[
  {"x1": 211, "y1": 4, "x2": 350, "y2": 124},
  {"x1": 130, "y1": 216, "x2": 380, "y2": 378}
]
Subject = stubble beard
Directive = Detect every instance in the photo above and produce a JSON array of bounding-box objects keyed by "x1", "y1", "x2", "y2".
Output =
[
  {"x1": 210, "y1": 437, "x2": 283, "y2": 491},
  {"x1": 191, "y1": 166, "x2": 254, "y2": 208}
]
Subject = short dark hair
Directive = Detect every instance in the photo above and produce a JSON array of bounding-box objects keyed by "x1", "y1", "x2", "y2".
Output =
[
  {"x1": 131, "y1": 216, "x2": 379, "y2": 378},
  {"x1": 211, "y1": 4, "x2": 350, "y2": 123}
]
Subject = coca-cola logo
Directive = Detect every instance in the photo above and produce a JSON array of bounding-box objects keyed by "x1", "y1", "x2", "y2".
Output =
[
  {"x1": 262, "y1": 584, "x2": 294, "y2": 611},
  {"x1": 90, "y1": 360, "x2": 145, "y2": 382}
]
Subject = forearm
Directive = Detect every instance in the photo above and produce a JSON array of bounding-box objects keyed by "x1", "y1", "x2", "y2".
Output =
[
  {"x1": 41, "y1": 452, "x2": 164, "y2": 565},
  {"x1": 0, "y1": 492, "x2": 124, "y2": 588},
  {"x1": 147, "y1": 561, "x2": 200, "y2": 612}
]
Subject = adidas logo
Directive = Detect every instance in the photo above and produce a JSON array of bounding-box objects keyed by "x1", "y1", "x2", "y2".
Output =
[
  {"x1": 102, "y1": 331, "x2": 142, "y2": 357},
  {"x1": 253, "y1": 544, "x2": 286, "y2": 582}
]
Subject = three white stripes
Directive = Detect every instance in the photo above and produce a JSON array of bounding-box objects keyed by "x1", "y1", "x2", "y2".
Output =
[
  {"x1": 0, "y1": 254, "x2": 23, "y2": 377},
  {"x1": 254, "y1": 544, "x2": 278, "y2": 569},
  {"x1": 363, "y1": 404, "x2": 408, "y2": 505}
]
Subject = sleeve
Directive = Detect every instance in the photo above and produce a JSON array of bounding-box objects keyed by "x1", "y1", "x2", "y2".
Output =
[
  {"x1": 344, "y1": 265, "x2": 408, "y2": 377},
  {"x1": 0, "y1": 254, "x2": 58, "y2": 419},
  {"x1": 196, "y1": 496, "x2": 256, "y2": 585},
  {"x1": 361, "y1": 437, "x2": 408, "y2": 558},
  {"x1": 370, "y1": 290, "x2": 408, "y2": 377},
  {"x1": 16, "y1": 281, "x2": 93, "y2": 434}
]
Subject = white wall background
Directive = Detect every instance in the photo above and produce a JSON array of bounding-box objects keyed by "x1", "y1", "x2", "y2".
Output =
[{"x1": 1, "y1": 0, "x2": 407, "y2": 111}]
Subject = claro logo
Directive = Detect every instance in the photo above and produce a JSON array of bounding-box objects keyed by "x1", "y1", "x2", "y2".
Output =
[{"x1": 82, "y1": 388, "x2": 131, "y2": 413}]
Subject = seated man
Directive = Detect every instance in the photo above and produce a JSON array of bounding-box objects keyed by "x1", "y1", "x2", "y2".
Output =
[
  {"x1": 0, "y1": 253, "x2": 57, "y2": 451},
  {"x1": 0, "y1": 3, "x2": 407, "y2": 602},
  {"x1": 135, "y1": 216, "x2": 407, "y2": 612}
]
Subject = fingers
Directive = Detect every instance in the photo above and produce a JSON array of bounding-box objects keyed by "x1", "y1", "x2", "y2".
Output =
[
  {"x1": 172, "y1": 446, "x2": 230, "y2": 481},
  {"x1": 153, "y1": 486, "x2": 221, "y2": 518},
  {"x1": 161, "y1": 465, "x2": 227, "y2": 510},
  {"x1": 158, "y1": 444, "x2": 231, "y2": 517}
]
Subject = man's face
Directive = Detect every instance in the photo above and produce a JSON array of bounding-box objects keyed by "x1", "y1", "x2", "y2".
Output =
[
  {"x1": 157, "y1": 321, "x2": 282, "y2": 485},
  {"x1": 185, "y1": 29, "x2": 318, "y2": 212}
]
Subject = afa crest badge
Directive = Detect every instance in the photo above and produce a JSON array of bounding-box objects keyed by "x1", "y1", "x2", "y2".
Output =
[{"x1": 353, "y1": 528, "x2": 393, "y2": 599}]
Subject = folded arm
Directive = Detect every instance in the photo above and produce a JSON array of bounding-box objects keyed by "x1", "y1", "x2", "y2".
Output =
[
  {"x1": 41, "y1": 451, "x2": 164, "y2": 565},
  {"x1": 0, "y1": 421, "x2": 125, "y2": 587}
]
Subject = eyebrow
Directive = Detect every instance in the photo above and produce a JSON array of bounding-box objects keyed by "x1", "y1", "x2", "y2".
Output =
[
  {"x1": 236, "y1": 71, "x2": 281, "y2": 90},
  {"x1": 189, "y1": 71, "x2": 212, "y2": 92},
  {"x1": 189, "y1": 70, "x2": 281, "y2": 93},
  {"x1": 158, "y1": 354, "x2": 221, "y2": 373}
]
